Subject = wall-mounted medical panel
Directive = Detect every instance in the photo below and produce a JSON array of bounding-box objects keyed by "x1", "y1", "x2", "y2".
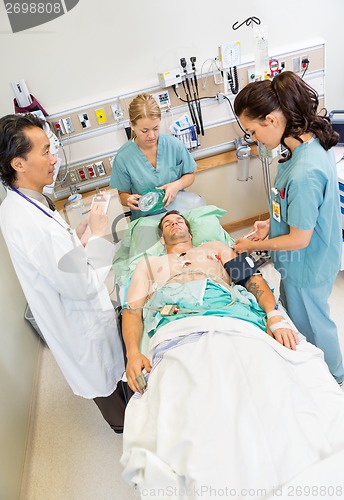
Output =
[{"x1": 48, "y1": 39, "x2": 325, "y2": 200}]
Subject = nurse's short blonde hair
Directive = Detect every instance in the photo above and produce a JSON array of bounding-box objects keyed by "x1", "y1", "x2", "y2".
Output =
[{"x1": 129, "y1": 94, "x2": 161, "y2": 139}]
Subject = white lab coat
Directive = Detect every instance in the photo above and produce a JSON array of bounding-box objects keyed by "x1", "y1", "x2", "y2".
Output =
[{"x1": 0, "y1": 189, "x2": 125, "y2": 398}]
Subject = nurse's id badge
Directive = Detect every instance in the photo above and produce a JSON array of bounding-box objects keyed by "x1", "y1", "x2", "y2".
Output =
[
  {"x1": 271, "y1": 188, "x2": 281, "y2": 222},
  {"x1": 272, "y1": 199, "x2": 281, "y2": 222}
]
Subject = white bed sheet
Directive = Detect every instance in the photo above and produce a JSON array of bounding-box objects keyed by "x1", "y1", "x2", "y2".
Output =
[
  {"x1": 264, "y1": 447, "x2": 344, "y2": 499},
  {"x1": 121, "y1": 316, "x2": 344, "y2": 500}
]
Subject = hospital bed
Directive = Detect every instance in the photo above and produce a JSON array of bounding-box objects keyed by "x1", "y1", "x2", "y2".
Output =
[{"x1": 112, "y1": 207, "x2": 344, "y2": 499}]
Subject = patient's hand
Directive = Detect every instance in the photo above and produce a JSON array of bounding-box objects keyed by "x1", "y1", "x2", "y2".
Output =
[
  {"x1": 126, "y1": 352, "x2": 151, "y2": 393},
  {"x1": 267, "y1": 316, "x2": 299, "y2": 350}
]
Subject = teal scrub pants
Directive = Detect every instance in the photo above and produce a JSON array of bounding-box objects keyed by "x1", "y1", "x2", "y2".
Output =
[{"x1": 279, "y1": 279, "x2": 344, "y2": 384}]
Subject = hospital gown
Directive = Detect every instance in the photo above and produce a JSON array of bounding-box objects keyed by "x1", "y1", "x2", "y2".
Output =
[{"x1": 138, "y1": 278, "x2": 267, "y2": 354}]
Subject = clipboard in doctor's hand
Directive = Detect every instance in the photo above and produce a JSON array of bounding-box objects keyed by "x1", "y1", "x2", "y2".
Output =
[{"x1": 91, "y1": 192, "x2": 111, "y2": 213}]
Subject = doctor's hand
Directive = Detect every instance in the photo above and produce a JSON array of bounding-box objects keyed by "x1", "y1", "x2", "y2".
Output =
[
  {"x1": 267, "y1": 316, "x2": 299, "y2": 351},
  {"x1": 126, "y1": 352, "x2": 152, "y2": 393},
  {"x1": 157, "y1": 181, "x2": 180, "y2": 207},
  {"x1": 75, "y1": 218, "x2": 89, "y2": 240},
  {"x1": 87, "y1": 204, "x2": 108, "y2": 237}
]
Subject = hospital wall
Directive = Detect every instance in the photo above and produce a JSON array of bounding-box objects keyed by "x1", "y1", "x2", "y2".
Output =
[
  {"x1": 0, "y1": 0, "x2": 340, "y2": 223},
  {"x1": 1, "y1": 0, "x2": 344, "y2": 115},
  {"x1": 0, "y1": 1, "x2": 343, "y2": 498},
  {"x1": 0, "y1": 228, "x2": 41, "y2": 500}
]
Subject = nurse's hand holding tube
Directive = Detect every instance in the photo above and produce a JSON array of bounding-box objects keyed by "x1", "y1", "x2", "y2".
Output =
[
  {"x1": 234, "y1": 237, "x2": 256, "y2": 254},
  {"x1": 234, "y1": 219, "x2": 270, "y2": 254},
  {"x1": 251, "y1": 219, "x2": 270, "y2": 240}
]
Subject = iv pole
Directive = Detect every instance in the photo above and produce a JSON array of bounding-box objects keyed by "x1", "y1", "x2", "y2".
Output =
[
  {"x1": 232, "y1": 16, "x2": 272, "y2": 204},
  {"x1": 260, "y1": 152, "x2": 272, "y2": 204}
]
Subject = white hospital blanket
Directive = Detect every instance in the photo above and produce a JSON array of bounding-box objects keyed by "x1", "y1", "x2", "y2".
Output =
[
  {"x1": 264, "y1": 447, "x2": 344, "y2": 499},
  {"x1": 121, "y1": 316, "x2": 344, "y2": 500}
]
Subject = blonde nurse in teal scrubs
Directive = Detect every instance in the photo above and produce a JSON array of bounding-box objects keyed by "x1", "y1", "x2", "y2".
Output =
[{"x1": 110, "y1": 93, "x2": 196, "y2": 220}]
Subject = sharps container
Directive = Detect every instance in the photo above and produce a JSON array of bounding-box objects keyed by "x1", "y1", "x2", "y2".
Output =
[{"x1": 236, "y1": 145, "x2": 251, "y2": 181}]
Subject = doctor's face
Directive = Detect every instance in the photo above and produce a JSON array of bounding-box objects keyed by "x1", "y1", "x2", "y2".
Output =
[
  {"x1": 131, "y1": 117, "x2": 161, "y2": 149},
  {"x1": 13, "y1": 126, "x2": 57, "y2": 192}
]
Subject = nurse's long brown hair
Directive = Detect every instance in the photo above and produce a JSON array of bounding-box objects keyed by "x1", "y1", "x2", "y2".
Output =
[{"x1": 234, "y1": 71, "x2": 339, "y2": 162}]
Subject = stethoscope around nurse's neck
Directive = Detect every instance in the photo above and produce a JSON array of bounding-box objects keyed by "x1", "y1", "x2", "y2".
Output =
[{"x1": 10, "y1": 186, "x2": 75, "y2": 237}]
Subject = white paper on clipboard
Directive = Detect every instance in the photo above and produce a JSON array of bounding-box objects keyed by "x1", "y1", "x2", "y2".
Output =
[
  {"x1": 91, "y1": 192, "x2": 111, "y2": 213},
  {"x1": 80, "y1": 192, "x2": 112, "y2": 245}
]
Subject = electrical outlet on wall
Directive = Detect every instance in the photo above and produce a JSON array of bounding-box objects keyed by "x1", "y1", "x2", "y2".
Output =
[
  {"x1": 292, "y1": 56, "x2": 301, "y2": 73},
  {"x1": 94, "y1": 161, "x2": 106, "y2": 176},
  {"x1": 52, "y1": 120, "x2": 65, "y2": 135},
  {"x1": 78, "y1": 112, "x2": 91, "y2": 129},
  {"x1": 62, "y1": 117, "x2": 74, "y2": 134},
  {"x1": 111, "y1": 99, "x2": 123, "y2": 121},
  {"x1": 76, "y1": 167, "x2": 88, "y2": 182},
  {"x1": 95, "y1": 109, "x2": 107, "y2": 124},
  {"x1": 68, "y1": 169, "x2": 78, "y2": 184},
  {"x1": 86, "y1": 164, "x2": 97, "y2": 179},
  {"x1": 247, "y1": 67, "x2": 255, "y2": 83}
]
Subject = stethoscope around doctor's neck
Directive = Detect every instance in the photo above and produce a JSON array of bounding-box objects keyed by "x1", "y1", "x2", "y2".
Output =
[{"x1": 10, "y1": 186, "x2": 75, "y2": 238}]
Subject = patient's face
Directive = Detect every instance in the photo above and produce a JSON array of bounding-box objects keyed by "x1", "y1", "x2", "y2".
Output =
[{"x1": 161, "y1": 213, "x2": 192, "y2": 244}]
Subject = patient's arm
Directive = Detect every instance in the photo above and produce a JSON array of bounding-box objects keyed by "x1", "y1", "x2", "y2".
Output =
[
  {"x1": 245, "y1": 274, "x2": 298, "y2": 351},
  {"x1": 122, "y1": 260, "x2": 152, "y2": 392},
  {"x1": 209, "y1": 240, "x2": 298, "y2": 350}
]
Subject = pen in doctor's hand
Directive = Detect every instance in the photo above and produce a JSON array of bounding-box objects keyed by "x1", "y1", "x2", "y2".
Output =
[
  {"x1": 82, "y1": 209, "x2": 91, "y2": 215},
  {"x1": 243, "y1": 230, "x2": 256, "y2": 239}
]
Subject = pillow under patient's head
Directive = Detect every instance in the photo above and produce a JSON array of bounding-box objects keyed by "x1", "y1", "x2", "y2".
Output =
[
  {"x1": 113, "y1": 205, "x2": 234, "y2": 287},
  {"x1": 185, "y1": 205, "x2": 234, "y2": 246}
]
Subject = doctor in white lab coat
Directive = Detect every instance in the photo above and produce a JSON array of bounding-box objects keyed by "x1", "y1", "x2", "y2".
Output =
[{"x1": 0, "y1": 113, "x2": 126, "y2": 432}]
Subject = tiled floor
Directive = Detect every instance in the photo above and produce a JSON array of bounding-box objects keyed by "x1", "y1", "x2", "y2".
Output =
[{"x1": 20, "y1": 267, "x2": 344, "y2": 500}]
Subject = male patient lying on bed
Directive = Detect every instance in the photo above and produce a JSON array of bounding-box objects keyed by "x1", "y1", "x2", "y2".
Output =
[{"x1": 122, "y1": 210, "x2": 298, "y2": 393}]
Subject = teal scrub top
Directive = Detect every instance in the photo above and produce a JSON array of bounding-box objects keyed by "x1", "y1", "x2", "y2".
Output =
[
  {"x1": 269, "y1": 137, "x2": 341, "y2": 287},
  {"x1": 110, "y1": 134, "x2": 196, "y2": 220}
]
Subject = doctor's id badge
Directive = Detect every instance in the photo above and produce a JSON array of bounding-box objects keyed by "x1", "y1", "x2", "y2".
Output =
[{"x1": 272, "y1": 199, "x2": 281, "y2": 222}]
